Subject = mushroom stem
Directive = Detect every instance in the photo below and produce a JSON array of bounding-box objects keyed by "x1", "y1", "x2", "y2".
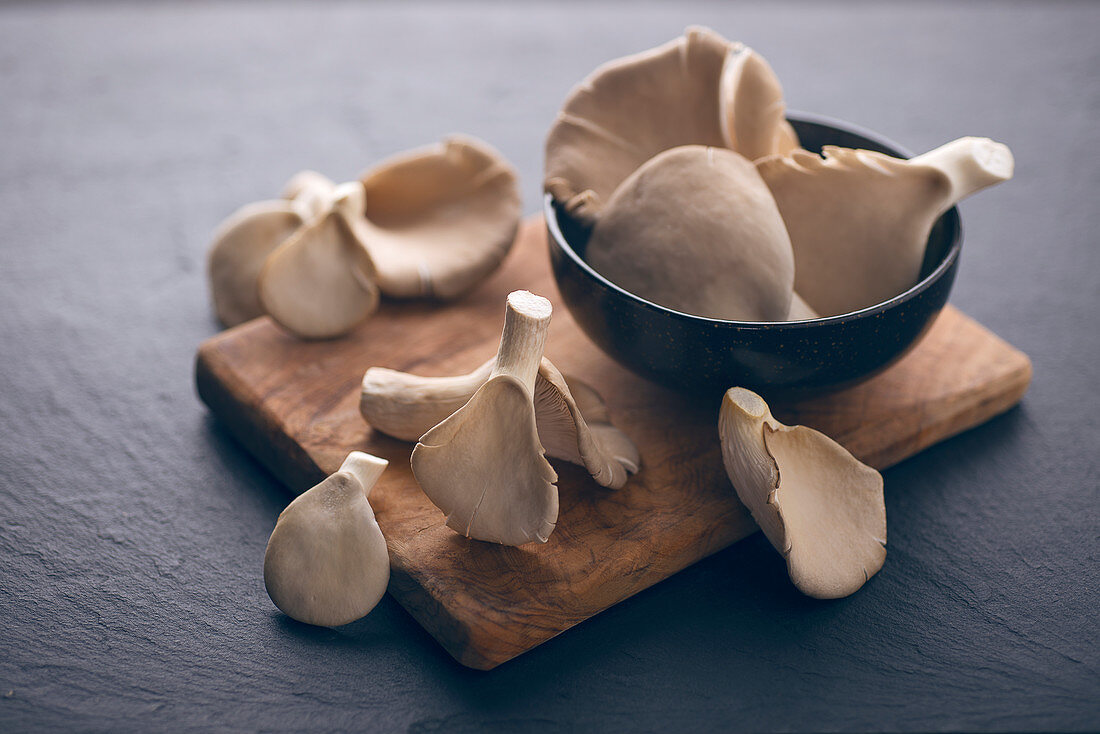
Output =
[
  {"x1": 908, "y1": 136, "x2": 1014, "y2": 213},
  {"x1": 490, "y1": 291, "x2": 553, "y2": 394},
  {"x1": 338, "y1": 451, "x2": 388, "y2": 500}
]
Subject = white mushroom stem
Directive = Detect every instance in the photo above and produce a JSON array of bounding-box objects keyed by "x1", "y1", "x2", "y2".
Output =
[
  {"x1": 490, "y1": 290, "x2": 552, "y2": 393},
  {"x1": 907, "y1": 136, "x2": 1014, "y2": 215},
  {"x1": 719, "y1": 387, "x2": 886, "y2": 599},
  {"x1": 338, "y1": 451, "x2": 387, "y2": 499}
]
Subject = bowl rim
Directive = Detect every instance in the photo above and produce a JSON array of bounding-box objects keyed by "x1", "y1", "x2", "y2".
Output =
[{"x1": 544, "y1": 111, "x2": 963, "y2": 331}]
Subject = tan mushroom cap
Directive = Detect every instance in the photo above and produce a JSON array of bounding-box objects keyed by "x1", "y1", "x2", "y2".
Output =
[
  {"x1": 356, "y1": 135, "x2": 521, "y2": 299},
  {"x1": 719, "y1": 387, "x2": 886, "y2": 599},
  {"x1": 361, "y1": 357, "x2": 639, "y2": 489},
  {"x1": 758, "y1": 137, "x2": 1014, "y2": 316},
  {"x1": 586, "y1": 145, "x2": 795, "y2": 321},
  {"x1": 263, "y1": 451, "x2": 390, "y2": 627},
  {"x1": 411, "y1": 291, "x2": 559, "y2": 545},
  {"x1": 207, "y1": 201, "x2": 306, "y2": 327},
  {"x1": 258, "y1": 182, "x2": 380, "y2": 340},
  {"x1": 544, "y1": 27, "x2": 797, "y2": 221},
  {"x1": 719, "y1": 45, "x2": 799, "y2": 162}
]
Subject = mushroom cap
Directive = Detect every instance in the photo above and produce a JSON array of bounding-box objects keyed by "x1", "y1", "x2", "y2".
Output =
[
  {"x1": 586, "y1": 145, "x2": 795, "y2": 321},
  {"x1": 719, "y1": 387, "x2": 886, "y2": 599},
  {"x1": 258, "y1": 183, "x2": 380, "y2": 340},
  {"x1": 411, "y1": 375, "x2": 559, "y2": 546},
  {"x1": 719, "y1": 45, "x2": 797, "y2": 162},
  {"x1": 207, "y1": 200, "x2": 305, "y2": 328},
  {"x1": 544, "y1": 27, "x2": 733, "y2": 221},
  {"x1": 357, "y1": 135, "x2": 521, "y2": 299},
  {"x1": 758, "y1": 138, "x2": 1013, "y2": 317},
  {"x1": 263, "y1": 452, "x2": 390, "y2": 627},
  {"x1": 544, "y1": 27, "x2": 797, "y2": 221}
]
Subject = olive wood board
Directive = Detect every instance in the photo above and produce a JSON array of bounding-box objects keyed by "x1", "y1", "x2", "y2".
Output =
[{"x1": 195, "y1": 216, "x2": 1033, "y2": 670}]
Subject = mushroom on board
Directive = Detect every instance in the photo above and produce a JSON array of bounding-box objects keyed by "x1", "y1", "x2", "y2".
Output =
[
  {"x1": 544, "y1": 26, "x2": 796, "y2": 222},
  {"x1": 356, "y1": 135, "x2": 522, "y2": 299},
  {"x1": 207, "y1": 200, "x2": 307, "y2": 328},
  {"x1": 757, "y1": 136, "x2": 1014, "y2": 316},
  {"x1": 361, "y1": 356, "x2": 639, "y2": 489},
  {"x1": 718, "y1": 387, "x2": 886, "y2": 599},
  {"x1": 258, "y1": 182, "x2": 380, "y2": 340},
  {"x1": 263, "y1": 451, "x2": 391, "y2": 627},
  {"x1": 411, "y1": 291, "x2": 559, "y2": 546},
  {"x1": 586, "y1": 145, "x2": 795, "y2": 322}
]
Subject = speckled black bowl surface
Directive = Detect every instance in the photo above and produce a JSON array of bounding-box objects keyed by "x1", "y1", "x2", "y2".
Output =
[{"x1": 546, "y1": 112, "x2": 962, "y2": 399}]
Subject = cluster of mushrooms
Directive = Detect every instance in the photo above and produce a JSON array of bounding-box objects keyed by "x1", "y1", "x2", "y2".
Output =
[
  {"x1": 265, "y1": 290, "x2": 640, "y2": 626},
  {"x1": 213, "y1": 27, "x2": 1016, "y2": 628},
  {"x1": 546, "y1": 27, "x2": 1014, "y2": 320},
  {"x1": 207, "y1": 135, "x2": 522, "y2": 338}
]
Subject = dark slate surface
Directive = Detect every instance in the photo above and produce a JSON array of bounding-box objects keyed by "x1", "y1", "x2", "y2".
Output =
[{"x1": 1, "y1": 2, "x2": 1097, "y2": 731}]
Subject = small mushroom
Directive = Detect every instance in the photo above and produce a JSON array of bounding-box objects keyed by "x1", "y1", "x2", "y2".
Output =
[
  {"x1": 544, "y1": 27, "x2": 796, "y2": 222},
  {"x1": 586, "y1": 145, "x2": 795, "y2": 321},
  {"x1": 411, "y1": 291, "x2": 559, "y2": 545},
  {"x1": 258, "y1": 182, "x2": 380, "y2": 340},
  {"x1": 361, "y1": 357, "x2": 639, "y2": 489},
  {"x1": 207, "y1": 200, "x2": 307, "y2": 328},
  {"x1": 719, "y1": 387, "x2": 886, "y2": 599},
  {"x1": 757, "y1": 136, "x2": 1014, "y2": 316},
  {"x1": 263, "y1": 451, "x2": 391, "y2": 627},
  {"x1": 356, "y1": 135, "x2": 521, "y2": 299}
]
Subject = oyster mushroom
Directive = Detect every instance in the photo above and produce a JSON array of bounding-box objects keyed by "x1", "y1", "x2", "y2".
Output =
[
  {"x1": 719, "y1": 387, "x2": 886, "y2": 599},
  {"x1": 263, "y1": 451, "x2": 390, "y2": 627},
  {"x1": 361, "y1": 357, "x2": 639, "y2": 488},
  {"x1": 758, "y1": 136, "x2": 1014, "y2": 316},
  {"x1": 207, "y1": 200, "x2": 307, "y2": 327},
  {"x1": 411, "y1": 291, "x2": 558, "y2": 545},
  {"x1": 544, "y1": 27, "x2": 796, "y2": 221},
  {"x1": 586, "y1": 145, "x2": 795, "y2": 321},
  {"x1": 356, "y1": 135, "x2": 521, "y2": 299},
  {"x1": 258, "y1": 182, "x2": 380, "y2": 340}
]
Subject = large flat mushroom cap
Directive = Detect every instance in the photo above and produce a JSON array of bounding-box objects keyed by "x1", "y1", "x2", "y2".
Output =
[
  {"x1": 258, "y1": 187, "x2": 380, "y2": 340},
  {"x1": 357, "y1": 135, "x2": 521, "y2": 300},
  {"x1": 719, "y1": 387, "x2": 886, "y2": 599},
  {"x1": 586, "y1": 145, "x2": 795, "y2": 321},
  {"x1": 263, "y1": 454, "x2": 390, "y2": 627},
  {"x1": 412, "y1": 376, "x2": 558, "y2": 546},
  {"x1": 544, "y1": 26, "x2": 734, "y2": 221},
  {"x1": 207, "y1": 200, "x2": 305, "y2": 327}
]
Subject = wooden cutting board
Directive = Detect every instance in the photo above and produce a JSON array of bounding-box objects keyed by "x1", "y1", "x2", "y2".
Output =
[{"x1": 195, "y1": 216, "x2": 1032, "y2": 670}]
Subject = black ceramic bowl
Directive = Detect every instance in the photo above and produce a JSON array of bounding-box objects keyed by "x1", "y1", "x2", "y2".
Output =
[{"x1": 546, "y1": 112, "x2": 962, "y2": 398}]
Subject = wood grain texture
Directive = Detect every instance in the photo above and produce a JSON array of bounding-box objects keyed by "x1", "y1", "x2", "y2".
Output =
[{"x1": 195, "y1": 216, "x2": 1032, "y2": 670}]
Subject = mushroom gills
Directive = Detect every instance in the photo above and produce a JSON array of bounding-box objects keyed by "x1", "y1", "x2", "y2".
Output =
[
  {"x1": 358, "y1": 135, "x2": 522, "y2": 299},
  {"x1": 757, "y1": 136, "x2": 1014, "y2": 316},
  {"x1": 718, "y1": 387, "x2": 886, "y2": 599},
  {"x1": 263, "y1": 451, "x2": 391, "y2": 627},
  {"x1": 361, "y1": 359, "x2": 639, "y2": 488}
]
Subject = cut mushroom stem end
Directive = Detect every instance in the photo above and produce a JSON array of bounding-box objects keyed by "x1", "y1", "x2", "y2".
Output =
[{"x1": 906, "y1": 136, "x2": 1014, "y2": 208}]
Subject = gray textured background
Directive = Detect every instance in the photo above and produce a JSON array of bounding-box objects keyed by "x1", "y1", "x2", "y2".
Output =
[{"x1": 1, "y1": 2, "x2": 1097, "y2": 732}]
